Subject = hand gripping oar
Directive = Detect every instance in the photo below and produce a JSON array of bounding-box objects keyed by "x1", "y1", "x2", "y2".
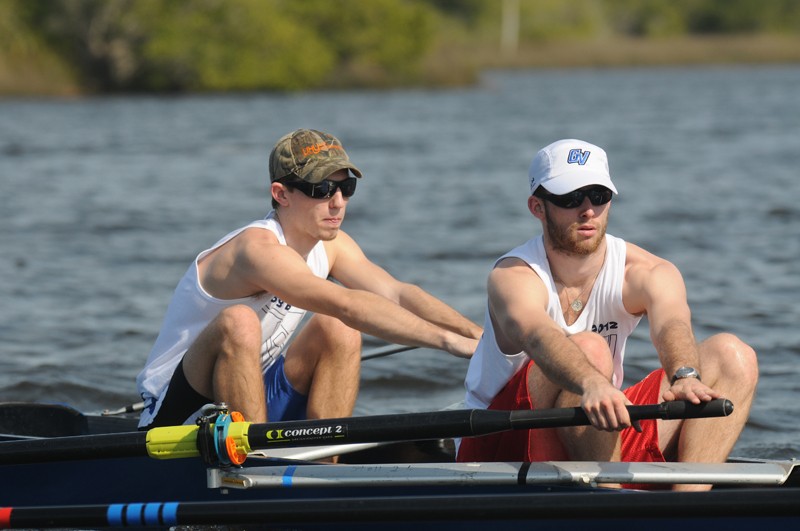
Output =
[{"x1": 0, "y1": 399, "x2": 732, "y2": 466}]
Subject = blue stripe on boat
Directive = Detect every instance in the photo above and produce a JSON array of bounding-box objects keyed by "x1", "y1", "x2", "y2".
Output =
[{"x1": 283, "y1": 465, "x2": 298, "y2": 487}]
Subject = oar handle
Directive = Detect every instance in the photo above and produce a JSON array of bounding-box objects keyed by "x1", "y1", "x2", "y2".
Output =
[
  {"x1": 505, "y1": 398, "x2": 733, "y2": 431},
  {"x1": 638, "y1": 399, "x2": 734, "y2": 421}
]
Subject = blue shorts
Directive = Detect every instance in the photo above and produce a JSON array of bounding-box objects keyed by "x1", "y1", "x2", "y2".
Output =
[{"x1": 264, "y1": 355, "x2": 308, "y2": 422}]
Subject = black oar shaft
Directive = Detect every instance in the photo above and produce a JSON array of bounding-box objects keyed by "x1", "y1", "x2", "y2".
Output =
[
  {"x1": 246, "y1": 410, "x2": 474, "y2": 450},
  {"x1": 0, "y1": 431, "x2": 148, "y2": 464},
  {"x1": 244, "y1": 399, "x2": 733, "y2": 450}
]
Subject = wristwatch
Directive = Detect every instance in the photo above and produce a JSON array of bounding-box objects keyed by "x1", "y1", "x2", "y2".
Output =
[{"x1": 671, "y1": 366, "x2": 701, "y2": 385}]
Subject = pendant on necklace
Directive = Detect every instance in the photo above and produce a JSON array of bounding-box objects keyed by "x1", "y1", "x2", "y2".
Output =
[{"x1": 570, "y1": 299, "x2": 584, "y2": 312}]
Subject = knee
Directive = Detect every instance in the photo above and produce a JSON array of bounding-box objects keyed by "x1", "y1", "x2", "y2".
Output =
[
  {"x1": 215, "y1": 305, "x2": 262, "y2": 354},
  {"x1": 314, "y1": 314, "x2": 362, "y2": 355},
  {"x1": 702, "y1": 333, "x2": 758, "y2": 388},
  {"x1": 570, "y1": 332, "x2": 613, "y2": 377}
]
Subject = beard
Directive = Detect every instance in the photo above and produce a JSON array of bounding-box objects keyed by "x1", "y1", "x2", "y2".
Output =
[{"x1": 543, "y1": 203, "x2": 607, "y2": 256}]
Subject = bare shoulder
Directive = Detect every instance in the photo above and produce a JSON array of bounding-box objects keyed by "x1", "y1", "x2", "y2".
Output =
[
  {"x1": 624, "y1": 241, "x2": 678, "y2": 278},
  {"x1": 233, "y1": 227, "x2": 341, "y2": 301},
  {"x1": 199, "y1": 227, "x2": 280, "y2": 266},
  {"x1": 489, "y1": 257, "x2": 548, "y2": 301},
  {"x1": 198, "y1": 227, "x2": 287, "y2": 299},
  {"x1": 323, "y1": 228, "x2": 357, "y2": 251},
  {"x1": 240, "y1": 225, "x2": 281, "y2": 244},
  {"x1": 488, "y1": 256, "x2": 553, "y2": 351},
  {"x1": 231, "y1": 226, "x2": 283, "y2": 261},
  {"x1": 623, "y1": 241, "x2": 686, "y2": 313},
  {"x1": 625, "y1": 241, "x2": 661, "y2": 265},
  {"x1": 490, "y1": 256, "x2": 537, "y2": 281}
]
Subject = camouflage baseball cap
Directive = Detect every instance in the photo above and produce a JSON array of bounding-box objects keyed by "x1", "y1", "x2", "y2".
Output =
[{"x1": 269, "y1": 129, "x2": 363, "y2": 184}]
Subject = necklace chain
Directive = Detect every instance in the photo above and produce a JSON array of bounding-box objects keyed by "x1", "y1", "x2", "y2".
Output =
[{"x1": 552, "y1": 270, "x2": 599, "y2": 313}]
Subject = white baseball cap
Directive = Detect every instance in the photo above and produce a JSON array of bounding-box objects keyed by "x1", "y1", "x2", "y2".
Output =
[{"x1": 529, "y1": 139, "x2": 618, "y2": 196}]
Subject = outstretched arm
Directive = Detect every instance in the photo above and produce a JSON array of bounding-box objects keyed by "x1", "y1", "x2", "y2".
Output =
[
  {"x1": 205, "y1": 226, "x2": 479, "y2": 358},
  {"x1": 396, "y1": 283, "x2": 482, "y2": 340},
  {"x1": 198, "y1": 227, "x2": 478, "y2": 358},
  {"x1": 489, "y1": 258, "x2": 632, "y2": 430},
  {"x1": 623, "y1": 245, "x2": 721, "y2": 404},
  {"x1": 326, "y1": 232, "x2": 482, "y2": 356}
]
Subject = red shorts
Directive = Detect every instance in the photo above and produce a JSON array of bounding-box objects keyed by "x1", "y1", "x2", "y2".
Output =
[{"x1": 457, "y1": 362, "x2": 666, "y2": 464}]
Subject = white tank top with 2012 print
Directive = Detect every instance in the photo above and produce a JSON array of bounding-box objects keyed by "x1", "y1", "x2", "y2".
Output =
[{"x1": 464, "y1": 234, "x2": 642, "y2": 409}]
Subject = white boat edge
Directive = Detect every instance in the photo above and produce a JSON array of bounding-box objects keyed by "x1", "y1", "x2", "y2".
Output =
[{"x1": 211, "y1": 458, "x2": 799, "y2": 490}]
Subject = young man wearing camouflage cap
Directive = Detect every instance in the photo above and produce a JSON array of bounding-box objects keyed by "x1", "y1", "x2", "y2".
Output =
[
  {"x1": 137, "y1": 129, "x2": 481, "y2": 429},
  {"x1": 457, "y1": 139, "x2": 757, "y2": 490}
]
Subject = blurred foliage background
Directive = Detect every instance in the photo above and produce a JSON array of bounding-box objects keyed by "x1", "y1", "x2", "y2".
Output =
[{"x1": 2, "y1": 0, "x2": 800, "y2": 95}]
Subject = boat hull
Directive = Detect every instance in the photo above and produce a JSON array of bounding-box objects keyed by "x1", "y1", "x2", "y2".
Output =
[
  {"x1": 2, "y1": 454, "x2": 800, "y2": 529},
  {"x1": 2, "y1": 402, "x2": 799, "y2": 528}
]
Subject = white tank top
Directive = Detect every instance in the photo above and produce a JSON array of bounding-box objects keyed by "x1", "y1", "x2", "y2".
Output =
[
  {"x1": 464, "y1": 234, "x2": 641, "y2": 409},
  {"x1": 136, "y1": 211, "x2": 329, "y2": 425}
]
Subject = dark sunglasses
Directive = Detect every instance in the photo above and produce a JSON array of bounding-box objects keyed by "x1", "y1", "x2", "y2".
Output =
[
  {"x1": 535, "y1": 186, "x2": 613, "y2": 209},
  {"x1": 283, "y1": 177, "x2": 357, "y2": 199}
]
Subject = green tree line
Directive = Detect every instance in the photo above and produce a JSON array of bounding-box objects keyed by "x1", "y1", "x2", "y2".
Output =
[{"x1": 2, "y1": 0, "x2": 799, "y2": 95}]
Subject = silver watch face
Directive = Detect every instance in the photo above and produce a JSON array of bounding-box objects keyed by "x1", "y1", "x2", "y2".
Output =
[{"x1": 674, "y1": 366, "x2": 700, "y2": 380}]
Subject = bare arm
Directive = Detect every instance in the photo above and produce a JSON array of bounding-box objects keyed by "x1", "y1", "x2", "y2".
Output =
[
  {"x1": 215, "y1": 229, "x2": 478, "y2": 358},
  {"x1": 489, "y1": 258, "x2": 631, "y2": 429},
  {"x1": 328, "y1": 232, "x2": 482, "y2": 341},
  {"x1": 623, "y1": 245, "x2": 720, "y2": 404}
]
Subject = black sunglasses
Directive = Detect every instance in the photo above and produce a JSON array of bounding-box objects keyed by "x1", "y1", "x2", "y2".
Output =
[
  {"x1": 283, "y1": 177, "x2": 357, "y2": 199},
  {"x1": 535, "y1": 186, "x2": 613, "y2": 209}
]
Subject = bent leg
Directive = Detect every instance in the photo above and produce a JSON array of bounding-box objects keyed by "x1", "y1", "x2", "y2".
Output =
[
  {"x1": 283, "y1": 313, "x2": 362, "y2": 420},
  {"x1": 656, "y1": 333, "x2": 757, "y2": 491},
  {"x1": 665, "y1": 333, "x2": 758, "y2": 462},
  {"x1": 541, "y1": 332, "x2": 623, "y2": 461},
  {"x1": 457, "y1": 362, "x2": 566, "y2": 462},
  {"x1": 182, "y1": 305, "x2": 267, "y2": 422}
]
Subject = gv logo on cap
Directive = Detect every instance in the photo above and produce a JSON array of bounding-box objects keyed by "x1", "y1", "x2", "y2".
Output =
[{"x1": 567, "y1": 149, "x2": 590, "y2": 165}]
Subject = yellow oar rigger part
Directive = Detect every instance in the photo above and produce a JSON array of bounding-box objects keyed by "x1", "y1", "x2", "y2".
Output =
[
  {"x1": 145, "y1": 411, "x2": 252, "y2": 464},
  {"x1": 145, "y1": 425, "x2": 201, "y2": 459}
]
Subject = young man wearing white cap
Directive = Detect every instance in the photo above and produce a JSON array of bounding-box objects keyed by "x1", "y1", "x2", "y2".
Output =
[
  {"x1": 457, "y1": 139, "x2": 757, "y2": 491},
  {"x1": 137, "y1": 129, "x2": 481, "y2": 429}
]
